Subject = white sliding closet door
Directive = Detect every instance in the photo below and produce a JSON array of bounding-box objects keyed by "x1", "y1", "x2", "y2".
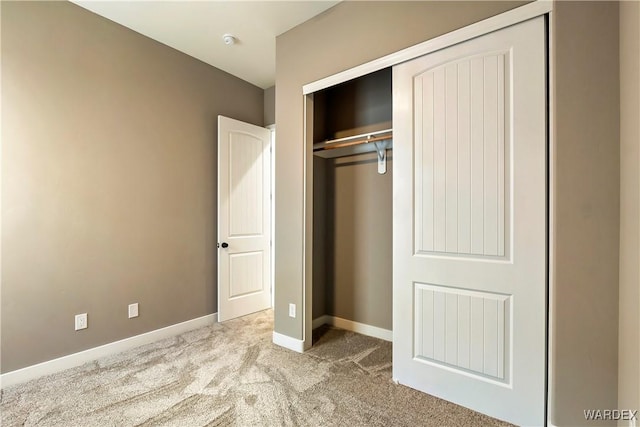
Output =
[{"x1": 392, "y1": 17, "x2": 546, "y2": 426}]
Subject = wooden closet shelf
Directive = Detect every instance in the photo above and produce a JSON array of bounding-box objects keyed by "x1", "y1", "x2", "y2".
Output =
[
  {"x1": 312, "y1": 129, "x2": 393, "y2": 160},
  {"x1": 313, "y1": 129, "x2": 392, "y2": 174}
]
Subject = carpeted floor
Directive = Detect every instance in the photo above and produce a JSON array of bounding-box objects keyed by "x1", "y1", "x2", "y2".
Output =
[{"x1": 1, "y1": 310, "x2": 511, "y2": 426}]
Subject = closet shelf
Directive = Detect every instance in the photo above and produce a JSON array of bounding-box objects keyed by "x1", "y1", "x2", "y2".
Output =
[
  {"x1": 313, "y1": 128, "x2": 392, "y2": 174},
  {"x1": 312, "y1": 128, "x2": 393, "y2": 159}
]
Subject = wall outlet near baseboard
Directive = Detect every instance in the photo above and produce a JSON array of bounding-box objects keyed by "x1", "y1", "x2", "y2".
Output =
[
  {"x1": 75, "y1": 313, "x2": 87, "y2": 331},
  {"x1": 128, "y1": 303, "x2": 139, "y2": 318},
  {"x1": 288, "y1": 303, "x2": 296, "y2": 318}
]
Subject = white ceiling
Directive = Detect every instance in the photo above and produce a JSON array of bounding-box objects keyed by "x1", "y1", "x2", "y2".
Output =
[{"x1": 72, "y1": 1, "x2": 340, "y2": 89}]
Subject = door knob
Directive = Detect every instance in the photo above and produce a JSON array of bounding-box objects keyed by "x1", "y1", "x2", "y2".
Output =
[{"x1": 219, "y1": 242, "x2": 229, "y2": 248}]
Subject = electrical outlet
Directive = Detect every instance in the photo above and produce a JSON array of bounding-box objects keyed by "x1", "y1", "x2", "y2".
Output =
[
  {"x1": 288, "y1": 303, "x2": 296, "y2": 318},
  {"x1": 128, "y1": 303, "x2": 139, "y2": 319},
  {"x1": 75, "y1": 313, "x2": 87, "y2": 331}
]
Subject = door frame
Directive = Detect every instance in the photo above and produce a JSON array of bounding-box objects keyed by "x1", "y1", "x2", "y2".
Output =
[
  {"x1": 301, "y1": 0, "x2": 555, "y2": 422},
  {"x1": 266, "y1": 124, "x2": 276, "y2": 308}
]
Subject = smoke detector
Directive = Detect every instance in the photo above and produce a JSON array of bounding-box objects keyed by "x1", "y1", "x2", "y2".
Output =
[{"x1": 222, "y1": 34, "x2": 237, "y2": 46}]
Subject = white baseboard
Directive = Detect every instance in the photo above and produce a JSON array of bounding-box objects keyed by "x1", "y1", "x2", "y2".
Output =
[
  {"x1": 272, "y1": 331, "x2": 306, "y2": 353},
  {"x1": 312, "y1": 315, "x2": 331, "y2": 330},
  {"x1": 0, "y1": 313, "x2": 217, "y2": 389},
  {"x1": 313, "y1": 315, "x2": 393, "y2": 342}
]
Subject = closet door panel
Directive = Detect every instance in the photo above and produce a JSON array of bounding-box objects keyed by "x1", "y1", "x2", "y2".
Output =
[
  {"x1": 394, "y1": 16, "x2": 546, "y2": 426},
  {"x1": 414, "y1": 53, "x2": 509, "y2": 258}
]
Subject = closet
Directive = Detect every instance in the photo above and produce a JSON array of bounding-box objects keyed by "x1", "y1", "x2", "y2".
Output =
[
  {"x1": 310, "y1": 68, "x2": 393, "y2": 336},
  {"x1": 303, "y1": 13, "x2": 547, "y2": 427}
]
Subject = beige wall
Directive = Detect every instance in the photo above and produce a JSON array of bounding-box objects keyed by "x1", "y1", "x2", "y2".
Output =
[
  {"x1": 619, "y1": 0, "x2": 640, "y2": 415},
  {"x1": 312, "y1": 156, "x2": 330, "y2": 320},
  {"x1": 550, "y1": 2, "x2": 620, "y2": 425},
  {"x1": 264, "y1": 86, "x2": 275, "y2": 126},
  {"x1": 1, "y1": 1, "x2": 263, "y2": 373},
  {"x1": 275, "y1": 0, "x2": 526, "y2": 340},
  {"x1": 321, "y1": 153, "x2": 393, "y2": 329}
]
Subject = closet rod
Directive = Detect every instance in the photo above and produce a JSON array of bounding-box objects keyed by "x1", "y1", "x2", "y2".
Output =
[{"x1": 312, "y1": 128, "x2": 392, "y2": 152}]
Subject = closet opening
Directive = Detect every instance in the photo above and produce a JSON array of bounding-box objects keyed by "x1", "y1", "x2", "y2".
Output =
[{"x1": 308, "y1": 67, "x2": 394, "y2": 343}]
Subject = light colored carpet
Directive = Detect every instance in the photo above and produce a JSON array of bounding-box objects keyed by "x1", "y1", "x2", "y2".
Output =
[{"x1": 1, "y1": 310, "x2": 511, "y2": 426}]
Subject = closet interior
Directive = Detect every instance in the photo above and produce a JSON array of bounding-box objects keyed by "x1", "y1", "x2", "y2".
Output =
[{"x1": 311, "y1": 67, "x2": 393, "y2": 336}]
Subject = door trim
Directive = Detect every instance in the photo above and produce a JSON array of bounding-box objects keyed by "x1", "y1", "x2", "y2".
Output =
[
  {"x1": 302, "y1": 0, "x2": 553, "y2": 95},
  {"x1": 266, "y1": 124, "x2": 276, "y2": 308},
  {"x1": 546, "y1": 11, "x2": 555, "y2": 426}
]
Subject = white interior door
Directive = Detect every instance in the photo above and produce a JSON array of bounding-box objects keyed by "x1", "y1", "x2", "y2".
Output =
[
  {"x1": 218, "y1": 116, "x2": 271, "y2": 322},
  {"x1": 392, "y1": 17, "x2": 546, "y2": 426}
]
